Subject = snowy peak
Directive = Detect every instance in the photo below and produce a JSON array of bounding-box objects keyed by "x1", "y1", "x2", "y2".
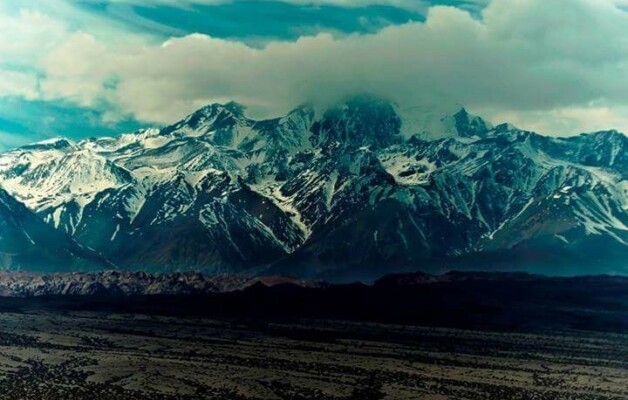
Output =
[
  {"x1": 397, "y1": 103, "x2": 493, "y2": 140},
  {"x1": 24, "y1": 137, "x2": 76, "y2": 149},
  {"x1": 451, "y1": 108, "x2": 493, "y2": 138},
  {"x1": 161, "y1": 101, "x2": 252, "y2": 143},
  {"x1": 187, "y1": 101, "x2": 248, "y2": 123},
  {"x1": 0, "y1": 142, "x2": 134, "y2": 213}
]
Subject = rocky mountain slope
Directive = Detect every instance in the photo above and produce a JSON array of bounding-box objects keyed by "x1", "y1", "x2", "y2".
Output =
[
  {"x1": 0, "y1": 95, "x2": 626, "y2": 279},
  {"x1": 0, "y1": 188, "x2": 111, "y2": 271},
  {"x1": 0, "y1": 270, "x2": 317, "y2": 297}
]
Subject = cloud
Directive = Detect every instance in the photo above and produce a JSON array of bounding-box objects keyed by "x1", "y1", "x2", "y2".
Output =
[
  {"x1": 3, "y1": 0, "x2": 628, "y2": 136},
  {"x1": 0, "y1": 70, "x2": 40, "y2": 100},
  {"x1": 0, "y1": 9, "x2": 68, "y2": 63}
]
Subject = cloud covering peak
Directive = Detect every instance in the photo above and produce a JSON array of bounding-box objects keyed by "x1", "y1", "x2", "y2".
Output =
[{"x1": 1, "y1": 0, "x2": 628, "y2": 145}]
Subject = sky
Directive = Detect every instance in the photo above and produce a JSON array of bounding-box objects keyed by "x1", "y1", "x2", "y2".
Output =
[{"x1": 0, "y1": 0, "x2": 627, "y2": 149}]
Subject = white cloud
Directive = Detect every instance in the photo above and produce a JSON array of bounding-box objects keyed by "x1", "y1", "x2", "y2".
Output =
[
  {"x1": 0, "y1": 9, "x2": 67, "y2": 63},
  {"x1": 39, "y1": 33, "x2": 113, "y2": 107},
  {"x1": 3, "y1": 0, "x2": 628, "y2": 136},
  {"x1": 481, "y1": 106, "x2": 628, "y2": 136},
  {"x1": 0, "y1": 70, "x2": 39, "y2": 100}
]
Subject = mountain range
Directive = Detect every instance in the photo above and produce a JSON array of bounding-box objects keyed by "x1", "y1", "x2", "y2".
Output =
[
  {"x1": 0, "y1": 270, "x2": 318, "y2": 297},
  {"x1": 3, "y1": 270, "x2": 627, "y2": 335},
  {"x1": 0, "y1": 95, "x2": 625, "y2": 280}
]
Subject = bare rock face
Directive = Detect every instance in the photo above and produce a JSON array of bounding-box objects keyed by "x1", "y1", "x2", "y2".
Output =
[{"x1": 0, "y1": 95, "x2": 625, "y2": 279}]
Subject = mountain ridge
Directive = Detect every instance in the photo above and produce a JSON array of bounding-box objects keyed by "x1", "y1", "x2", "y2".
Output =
[{"x1": 0, "y1": 94, "x2": 626, "y2": 279}]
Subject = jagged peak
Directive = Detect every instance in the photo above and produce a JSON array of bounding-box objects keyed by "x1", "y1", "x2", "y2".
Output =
[
  {"x1": 312, "y1": 94, "x2": 402, "y2": 150},
  {"x1": 287, "y1": 102, "x2": 316, "y2": 115},
  {"x1": 585, "y1": 129, "x2": 627, "y2": 142},
  {"x1": 176, "y1": 101, "x2": 249, "y2": 127},
  {"x1": 21, "y1": 137, "x2": 77, "y2": 151},
  {"x1": 159, "y1": 101, "x2": 252, "y2": 139},
  {"x1": 222, "y1": 101, "x2": 247, "y2": 115},
  {"x1": 395, "y1": 101, "x2": 495, "y2": 141},
  {"x1": 453, "y1": 107, "x2": 470, "y2": 118},
  {"x1": 449, "y1": 107, "x2": 493, "y2": 138},
  {"x1": 194, "y1": 101, "x2": 246, "y2": 117},
  {"x1": 493, "y1": 122, "x2": 518, "y2": 132},
  {"x1": 278, "y1": 104, "x2": 316, "y2": 131},
  {"x1": 558, "y1": 129, "x2": 628, "y2": 147}
]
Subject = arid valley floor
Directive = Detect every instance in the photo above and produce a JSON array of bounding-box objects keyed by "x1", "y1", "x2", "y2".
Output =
[{"x1": 0, "y1": 309, "x2": 627, "y2": 400}]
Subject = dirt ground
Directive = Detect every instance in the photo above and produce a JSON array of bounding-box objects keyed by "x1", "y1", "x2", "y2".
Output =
[{"x1": 0, "y1": 311, "x2": 626, "y2": 399}]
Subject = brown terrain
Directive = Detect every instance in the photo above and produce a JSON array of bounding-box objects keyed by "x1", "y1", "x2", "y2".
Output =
[{"x1": 0, "y1": 311, "x2": 627, "y2": 400}]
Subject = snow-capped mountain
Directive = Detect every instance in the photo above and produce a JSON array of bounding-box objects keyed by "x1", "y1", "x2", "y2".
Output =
[{"x1": 0, "y1": 94, "x2": 626, "y2": 279}]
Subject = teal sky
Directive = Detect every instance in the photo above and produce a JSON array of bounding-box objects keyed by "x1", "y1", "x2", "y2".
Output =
[{"x1": 0, "y1": 0, "x2": 627, "y2": 150}]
